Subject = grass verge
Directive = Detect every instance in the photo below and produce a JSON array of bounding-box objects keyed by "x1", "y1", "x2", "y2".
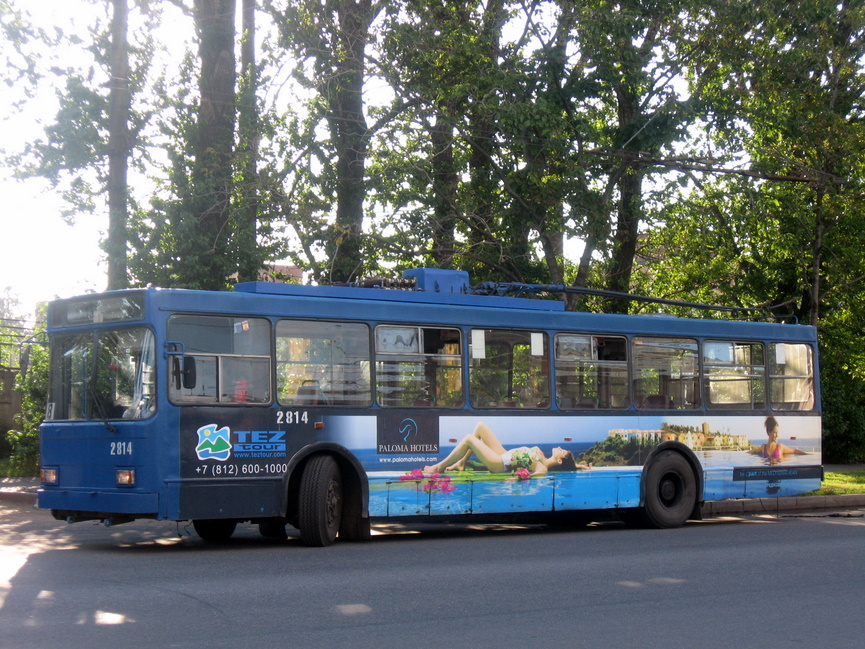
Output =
[{"x1": 803, "y1": 471, "x2": 865, "y2": 496}]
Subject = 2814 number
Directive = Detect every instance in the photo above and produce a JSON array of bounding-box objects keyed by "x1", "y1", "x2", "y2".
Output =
[
  {"x1": 276, "y1": 410, "x2": 309, "y2": 425},
  {"x1": 110, "y1": 441, "x2": 133, "y2": 456}
]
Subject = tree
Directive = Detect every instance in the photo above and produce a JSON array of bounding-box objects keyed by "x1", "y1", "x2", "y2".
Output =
[
  {"x1": 4, "y1": 304, "x2": 45, "y2": 477},
  {"x1": 671, "y1": 0, "x2": 865, "y2": 324},
  {"x1": 172, "y1": 0, "x2": 238, "y2": 291},
  {"x1": 367, "y1": 0, "x2": 701, "y2": 299},
  {"x1": 267, "y1": 0, "x2": 385, "y2": 283},
  {"x1": 641, "y1": 0, "x2": 865, "y2": 460},
  {"x1": 130, "y1": 0, "x2": 283, "y2": 290},
  {"x1": 373, "y1": 0, "x2": 521, "y2": 279}
]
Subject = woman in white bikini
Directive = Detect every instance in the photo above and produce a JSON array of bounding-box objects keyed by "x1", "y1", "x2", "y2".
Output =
[{"x1": 424, "y1": 422, "x2": 590, "y2": 476}]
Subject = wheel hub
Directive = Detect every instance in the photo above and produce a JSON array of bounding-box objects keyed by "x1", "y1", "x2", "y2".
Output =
[
  {"x1": 325, "y1": 479, "x2": 340, "y2": 526},
  {"x1": 659, "y1": 473, "x2": 682, "y2": 507}
]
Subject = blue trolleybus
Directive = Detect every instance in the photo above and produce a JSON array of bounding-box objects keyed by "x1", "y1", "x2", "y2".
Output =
[{"x1": 38, "y1": 268, "x2": 822, "y2": 546}]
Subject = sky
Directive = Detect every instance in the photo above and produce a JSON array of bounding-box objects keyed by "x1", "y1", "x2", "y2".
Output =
[
  {"x1": 1, "y1": 2, "x2": 107, "y2": 320},
  {"x1": 1, "y1": 174, "x2": 105, "y2": 317}
]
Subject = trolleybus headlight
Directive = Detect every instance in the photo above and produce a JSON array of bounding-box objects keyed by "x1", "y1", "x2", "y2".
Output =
[
  {"x1": 116, "y1": 469, "x2": 136, "y2": 486},
  {"x1": 40, "y1": 468, "x2": 58, "y2": 484}
]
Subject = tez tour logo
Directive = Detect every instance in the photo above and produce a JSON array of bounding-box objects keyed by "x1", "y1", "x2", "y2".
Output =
[{"x1": 195, "y1": 424, "x2": 232, "y2": 461}]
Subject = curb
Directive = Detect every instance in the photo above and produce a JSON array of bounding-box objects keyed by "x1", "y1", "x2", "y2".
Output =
[
  {"x1": 3, "y1": 484, "x2": 865, "y2": 515},
  {"x1": 702, "y1": 492, "x2": 865, "y2": 517}
]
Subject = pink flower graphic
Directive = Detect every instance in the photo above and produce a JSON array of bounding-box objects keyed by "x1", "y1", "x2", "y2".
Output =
[
  {"x1": 401, "y1": 469, "x2": 458, "y2": 494},
  {"x1": 399, "y1": 468, "x2": 425, "y2": 482}
]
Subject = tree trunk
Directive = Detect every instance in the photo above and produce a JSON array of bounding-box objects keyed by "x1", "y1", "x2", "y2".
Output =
[
  {"x1": 809, "y1": 188, "x2": 825, "y2": 327},
  {"x1": 604, "y1": 78, "x2": 644, "y2": 314},
  {"x1": 429, "y1": 109, "x2": 457, "y2": 267},
  {"x1": 606, "y1": 166, "x2": 642, "y2": 306},
  {"x1": 188, "y1": 0, "x2": 237, "y2": 290},
  {"x1": 106, "y1": 0, "x2": 130, "y2": 290},
  {"x1": 325, "y1": 0, "x2": 376, "y2": 283},
  {"x1": 236, "y1": 0, "x2": 260, "y2": 283}
]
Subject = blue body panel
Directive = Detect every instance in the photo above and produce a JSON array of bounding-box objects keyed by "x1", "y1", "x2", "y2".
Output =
[{"x1": 39, "y1": 271, "x2": 822, "y2": 525}]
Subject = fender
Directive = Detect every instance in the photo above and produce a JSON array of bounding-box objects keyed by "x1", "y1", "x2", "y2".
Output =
[
  {"x1": 640, "y1": 441, "x2": 704, "y2": 511},
  {"x1": 279, "y1": 442, "x2": 369, "y2": 520}
]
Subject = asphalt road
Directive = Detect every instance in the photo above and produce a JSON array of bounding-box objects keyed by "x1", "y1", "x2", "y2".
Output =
[{"x1": 1, "y1": 501, "x2": 863, "y2": 649}]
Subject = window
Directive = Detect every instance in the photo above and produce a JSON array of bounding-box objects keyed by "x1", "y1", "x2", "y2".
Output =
[
  {"x1": 167, "y1": 315, "x2": 271, "y2": 404},
  {"x1": 632, "y1": 337, "x2": 699, "y2": 409},
  {"x1": 276, "y1": 320, "x2": 371, "y2": 406},
  {"x1": 375, "y1": 325, "x2": 462, "y2": 407},
  {"x1": 770, "y1": 343, "x2": 814, "y2": 411},
  {"x1": 48, "y1": 327, "x2": 156, "y2": 420},
  {"x1": 50, "y1": 294, "x2": 145, "y2": 328},
  {"x1": 555, "y1": 335, "x2": 628, "y2": 409},
  {"x1": 470, "y1": 329, "x2": 549, "y2": 408},
  {"x1": 704, "y1": 341, "x2": 765, "y2": 408}
]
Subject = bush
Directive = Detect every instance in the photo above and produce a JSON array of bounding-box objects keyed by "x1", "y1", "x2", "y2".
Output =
[
  {"x1": 820, "y1": 346, "x2": 865, "y2": 464},
  {"x1": 4, "y1": 325, "x2": 48, "y2": 476}
]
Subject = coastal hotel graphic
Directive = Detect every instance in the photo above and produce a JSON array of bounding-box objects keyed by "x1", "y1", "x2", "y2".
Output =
[{"x1": 608, "y1": 422, "x2": 751, "y2": 452}]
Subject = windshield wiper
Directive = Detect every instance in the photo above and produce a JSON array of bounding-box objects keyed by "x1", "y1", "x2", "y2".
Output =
[{"x1": 89, "y1": 386, "x2": 118, "y2": 433}]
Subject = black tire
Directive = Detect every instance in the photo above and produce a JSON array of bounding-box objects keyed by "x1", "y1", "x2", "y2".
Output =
[
  {"x1": 259, "y1": 518, "x2": 288, "y2": 539},
  {"x1": 339, "y1": 513, "x2": 371, "y2": 542},
  {"x1": 298, "y1": 455, "x2": 343, "y2": 547},
  {"x1": 641, "y1": 450, "x2": 697, "y2": 529},
  {"x1": 193, "y1": 518, "x2": 237, "y2": 542}
]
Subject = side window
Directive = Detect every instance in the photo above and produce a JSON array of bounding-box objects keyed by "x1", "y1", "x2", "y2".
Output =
[
  {"x1": 704, "y1": 341, "x2": 765, "y2": 409},
  {"x1": 375, "y1": 325, "x2": 462, "y2": 407},
  {"x1": 555, "y1": 335, "x2": 628, "y2": 409},
  {"x1": 632, "y1": 336, "x2": 700, "y2": 409},
  {"x1": 276, "y1": 320, "x2": 371, "y2": 406},
  {"x1": 770, "y1": 343, "x2": 814, "y2": 411},
  {"x1": 167, "y1": 315, "x2": 271, "y2": 405},
  {"x1": 470, "y1": 329, "x2": 549, "y2": 408}
]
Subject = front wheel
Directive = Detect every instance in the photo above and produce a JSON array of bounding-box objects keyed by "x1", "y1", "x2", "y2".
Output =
[
  {"x1": 298, "y1": 455, "x2": 343, "y2": 547},
  {"x1": 640, "y1": 450, "x2": 697, "y2": 529},
  {"x1": 193, "y1": 518, "x2": 237, "y2": 542}
]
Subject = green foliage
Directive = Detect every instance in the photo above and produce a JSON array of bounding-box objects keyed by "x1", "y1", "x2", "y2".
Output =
[
  {"x1": 0, "y1": 1, "x2": 68, "y2": 107},
  {"x1": 1, "y1": 290, "x2": 24, "y2": 460},
  {"x1": 819, "y1": 305, "x2": 865, "y2": 463},
  {"x1": 265, "y1": 0, "x2": 384, "y2": 283},
  {"x1": 5, "y1": 312, "x2": 47, "y2": 476},
  {"x1": 821, "y1": 359, "x2": 865, "y2": 463},
  {"x1": 642, "y1": 0, "x2": 865, "y2": 449}
]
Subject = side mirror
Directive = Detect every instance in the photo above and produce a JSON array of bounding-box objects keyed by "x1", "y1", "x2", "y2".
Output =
[
  {"x1": 172, "y1": 356, "x2": 197, "y2": 390},
  {"x1": 182, "y1": 356, "x2": 197, "y2": 389}
]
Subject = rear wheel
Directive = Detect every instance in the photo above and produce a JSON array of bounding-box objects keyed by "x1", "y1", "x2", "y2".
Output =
[
  {"x1": 641, "y1": 450, "x2": 697, "y2": 528},
  {"x1": 193, "y1": 518, "x2": 237, "y2": 542},
  {"x1": 298, "y1": 455, "x2": 343, "y2": 547}
]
